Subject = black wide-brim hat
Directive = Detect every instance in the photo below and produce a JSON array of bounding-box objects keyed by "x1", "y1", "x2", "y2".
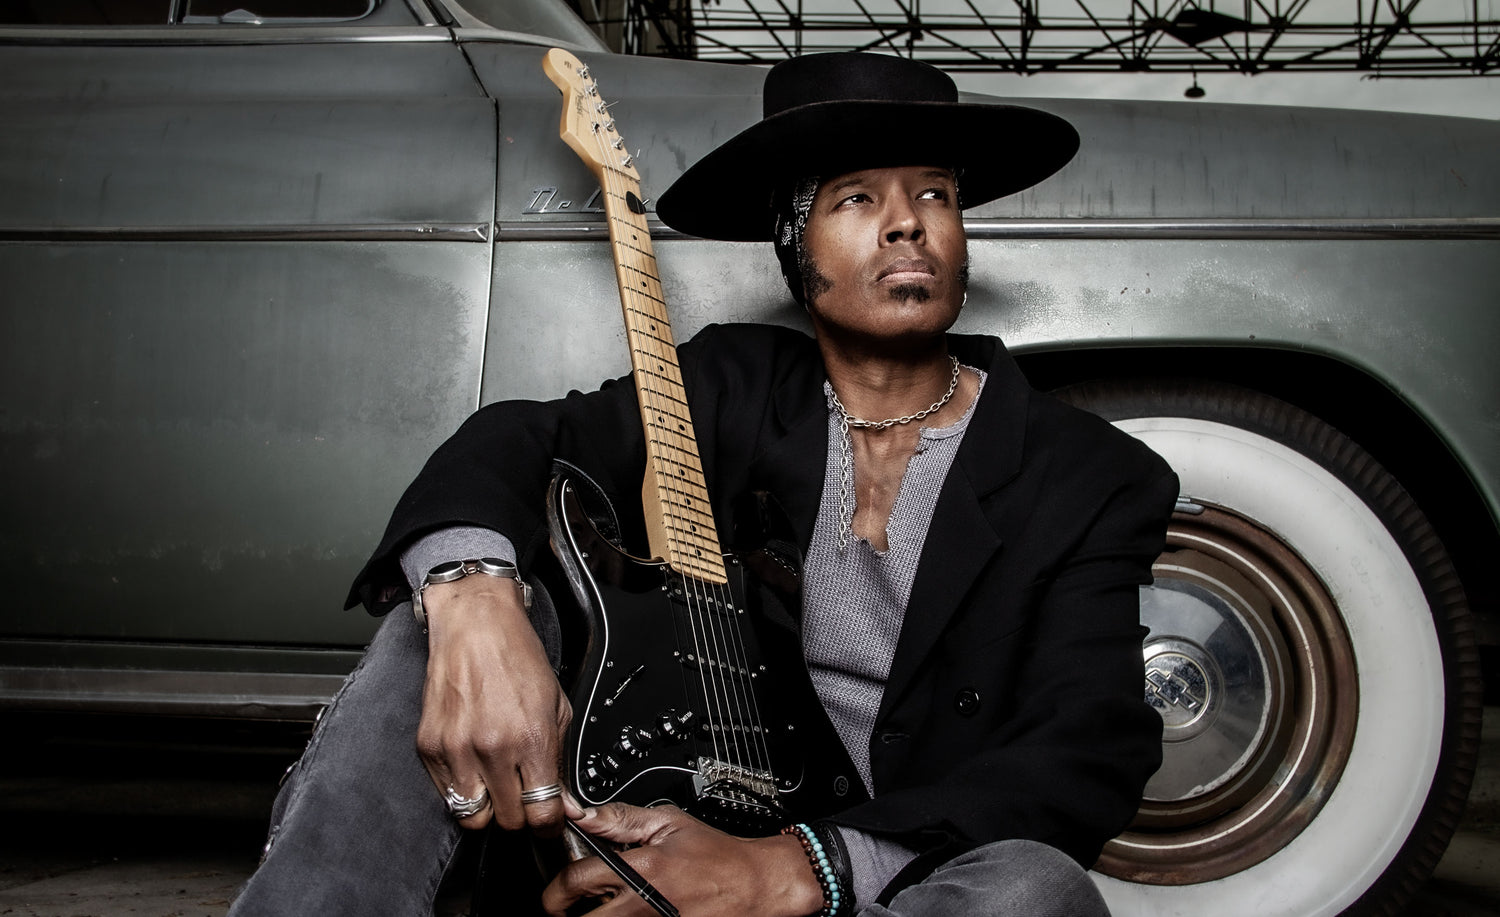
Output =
[{"x1": 655, "y1": 52, "x2": 1080, "y2": 242}]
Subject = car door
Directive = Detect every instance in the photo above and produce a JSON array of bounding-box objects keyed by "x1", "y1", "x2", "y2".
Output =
[{"x1": 0, "y1": 4, "x2": 496, "y2": 711}]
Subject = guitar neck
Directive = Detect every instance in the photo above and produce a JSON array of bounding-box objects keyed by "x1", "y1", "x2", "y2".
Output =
[
  {"x1": 598, "y1": 170, "x2": 727, "y2": 585},
  {"x1": 541, "y1": 48, "x2": 726, "y2": 585}
]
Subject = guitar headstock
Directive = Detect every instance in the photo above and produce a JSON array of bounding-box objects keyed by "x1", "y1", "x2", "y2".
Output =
[{"x1": 543, "y1": 48, "x2": 640, "y2": 183}]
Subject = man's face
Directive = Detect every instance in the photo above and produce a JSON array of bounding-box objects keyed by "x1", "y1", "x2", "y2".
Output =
[{"x1": 800, "y1": 165, "x2": 968, "y2": 350}]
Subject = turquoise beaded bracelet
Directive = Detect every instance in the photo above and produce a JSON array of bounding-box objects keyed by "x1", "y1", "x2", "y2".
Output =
[{"x1": 782, "y1": 822, "x2": 843, "y2": 917}]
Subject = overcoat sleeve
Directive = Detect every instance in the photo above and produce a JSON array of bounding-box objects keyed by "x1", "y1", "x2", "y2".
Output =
[
  {"x1": 345, "y1": 323, "x2": 806, "y2": 613},
  {"x1": 344, "y1": 356, "x2": 648, "y2": 614}
]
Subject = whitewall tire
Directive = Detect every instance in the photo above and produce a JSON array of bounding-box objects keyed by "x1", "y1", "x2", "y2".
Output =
[{"x1": 1056, "y1": 381, "x2": 1480, "y2": 917}]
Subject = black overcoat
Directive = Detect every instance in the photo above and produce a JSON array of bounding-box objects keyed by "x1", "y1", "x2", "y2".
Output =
[{"x1": 350, "y1": 322, "x2": 1176, "y2": 884}]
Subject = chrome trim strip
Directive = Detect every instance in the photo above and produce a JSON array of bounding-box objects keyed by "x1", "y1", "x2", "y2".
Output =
[
  {"x1": 961, "y1": 217, "x2": 1500, "y2": 240},
  {"x1": 0, "y1": 665, "x2": 344, "y2": 721},
  {"x1": 496, "y1": 217, "x2": 1500, "y2": 243},
  {"x1": 0, "y1": 223, "x2": 492, "y2": 243},
  {"x1": 0, "y1": 26, "x2": 450, "y2": 44},
  {"x1": 9, "y1": 219, "x2": 1492, "y2": 245},
  {"x1": 497, "y1": 222, "x2": 617, "y2": 241}
]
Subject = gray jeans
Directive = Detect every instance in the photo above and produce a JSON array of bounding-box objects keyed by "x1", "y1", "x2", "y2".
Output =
[{"x1": 230, "y1": 609, "x2": 1110, "y2": 917}]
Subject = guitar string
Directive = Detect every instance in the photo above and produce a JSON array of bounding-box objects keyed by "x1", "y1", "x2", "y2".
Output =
[
  {"x1": 694, "y1": 554, "x2": 761, "y2": 780},
  {"x1": 587, "y1": 69, "x2": 773, "y2": 790},
  {"x1": 716, "y1": 562, "x2": 774, "y2": 779},
  {"x1": 588, "y1": 93, "x2": 733, "y2": 774},
  {"x1": 678, "y1": 480, "x2": 768, "y2": 776},
  {"x1": 621, "y1": 151, "x2": 771, "y2": 786},
  {"x1": 683, "y1": 572, "x2": 732, "y2": 771},
  {"x1": 623, "y1": 201, "x2": 770, "y2": 782},
  {"x1": 710, "y1": 563, "x2": 775, "y2": 782},
  {"x1": 610, "y1": 138, "x2": 766, "y2": 784}
]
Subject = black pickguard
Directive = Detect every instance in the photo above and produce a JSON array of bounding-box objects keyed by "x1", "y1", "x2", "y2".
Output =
[{"x1": 541, "y1": 473, "x2": 860, "y2": 836}]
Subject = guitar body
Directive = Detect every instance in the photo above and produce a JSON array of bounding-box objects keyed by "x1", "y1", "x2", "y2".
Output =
[{"x1": 544, "y1": 472, "x2": 856, "y2": 835}]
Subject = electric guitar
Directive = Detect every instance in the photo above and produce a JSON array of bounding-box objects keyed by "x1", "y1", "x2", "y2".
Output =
[{"x1": 539, "y1": 48, "x2": 853, "y2": 836}]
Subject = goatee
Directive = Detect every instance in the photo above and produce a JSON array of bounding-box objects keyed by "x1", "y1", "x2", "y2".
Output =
[{"x1": 886, "y1": 283, "x2": 931, "y2": 302}]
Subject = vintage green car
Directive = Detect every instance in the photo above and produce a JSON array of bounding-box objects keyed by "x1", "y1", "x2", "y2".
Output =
[{"x1": 1, "y1": 1, "x2": 1495, "y2": 914}]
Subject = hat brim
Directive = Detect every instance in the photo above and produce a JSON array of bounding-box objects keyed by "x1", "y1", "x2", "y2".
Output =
[{"x1": 655, "y1": 99, "x2": 1079, "y2": 241}]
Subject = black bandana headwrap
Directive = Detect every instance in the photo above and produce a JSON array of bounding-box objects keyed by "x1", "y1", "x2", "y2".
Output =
[{"x1": 771, "y1": 176, "x2": 821, "y2": 307}]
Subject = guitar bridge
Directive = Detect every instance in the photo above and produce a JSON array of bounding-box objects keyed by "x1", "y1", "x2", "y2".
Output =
[{"x1": 690, "y1": 757, "x2": 784, "y2": 831}]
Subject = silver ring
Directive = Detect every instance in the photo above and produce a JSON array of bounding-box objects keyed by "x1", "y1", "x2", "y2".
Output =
[
  {"x1": 443, "y1": 785, "x2": 488, "y2": 819},
  {"x1": 519, "y1": 783, "x2": 564, "y2": 805}
]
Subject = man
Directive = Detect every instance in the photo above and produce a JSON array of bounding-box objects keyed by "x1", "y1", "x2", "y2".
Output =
[{"x1": 232, "y1": 51, "x2": 1175, "y2": 917}]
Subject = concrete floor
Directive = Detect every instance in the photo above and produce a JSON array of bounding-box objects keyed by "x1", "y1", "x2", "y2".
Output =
[{"x1": 0, "y1": 709, "x2": 1497, "y2": 917}]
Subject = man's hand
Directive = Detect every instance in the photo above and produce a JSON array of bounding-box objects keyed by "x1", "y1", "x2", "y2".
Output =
[
  {"x1": 416, "y1": 575, "x2": 578, "y2": 834},
  {"x1": 544, "y1": 804, "x2": 826, "y2": 917}
]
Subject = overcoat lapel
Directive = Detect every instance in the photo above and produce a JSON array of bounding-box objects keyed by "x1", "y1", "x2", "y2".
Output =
[
  {"x1": 743, "y1": 362, "x2": 830, "y2": 586},
  {"x1": 877, "y1": 336, "x2": 1032, "y2": 720}
]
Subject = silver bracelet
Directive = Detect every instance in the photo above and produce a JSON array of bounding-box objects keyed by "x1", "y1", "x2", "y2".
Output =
[{"x1": 412, "y1": 557, "x2": 531, "y2": 627}]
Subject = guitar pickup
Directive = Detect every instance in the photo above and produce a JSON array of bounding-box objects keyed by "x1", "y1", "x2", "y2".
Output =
[
  {"x1": 675, "y1": 652, "x2": 753, "y2": 678},
  {"x1": 666, "y1": 586, "x2": 739, "y2": 618}
]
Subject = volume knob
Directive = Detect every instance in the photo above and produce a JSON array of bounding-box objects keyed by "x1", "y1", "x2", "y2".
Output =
[{"x1": 616, "y1": 726, "x2": 656, "y2": 758}]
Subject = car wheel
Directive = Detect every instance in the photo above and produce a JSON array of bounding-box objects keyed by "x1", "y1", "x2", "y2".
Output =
[{"x1": 1055, "y1": 379, "x2": 1481, "y2": 917}]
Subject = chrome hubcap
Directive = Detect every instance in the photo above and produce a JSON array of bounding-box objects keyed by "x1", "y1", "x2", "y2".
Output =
[
  {"x1": 1097, "y1": 503, "x2": 1357, "y2": 884},
  {"x1": 1142, "y1": 578, "x2": 1278, "y2": 801}
]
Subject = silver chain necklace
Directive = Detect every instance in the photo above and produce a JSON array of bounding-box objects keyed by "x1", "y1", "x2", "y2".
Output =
[{"x1": 829, "y1": 355, "x2": 961, "y2": 549}]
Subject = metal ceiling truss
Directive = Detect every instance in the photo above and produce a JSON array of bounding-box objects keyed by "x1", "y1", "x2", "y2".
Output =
[{"x1": 578, "y1": 0, "x2": 1500, "y2": 75}]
